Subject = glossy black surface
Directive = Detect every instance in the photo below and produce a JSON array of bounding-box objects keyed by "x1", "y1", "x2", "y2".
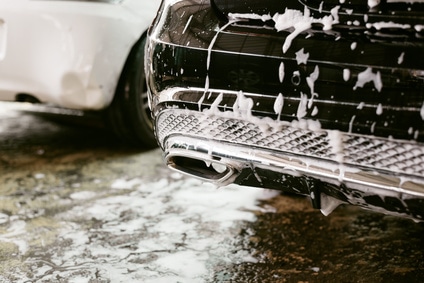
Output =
[{"x1": 149, "y1": 0, "x2": 424, "y2": 141}]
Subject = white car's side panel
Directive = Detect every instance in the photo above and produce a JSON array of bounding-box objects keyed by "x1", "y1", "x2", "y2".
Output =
[{"x1": 0, "y1": 0, "x2": 160, "y2": 110}]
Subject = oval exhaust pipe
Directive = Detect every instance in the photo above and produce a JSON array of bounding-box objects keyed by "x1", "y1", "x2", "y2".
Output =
[{"x1": 166, "y1": 154, "x2": 236, "y2": 183}]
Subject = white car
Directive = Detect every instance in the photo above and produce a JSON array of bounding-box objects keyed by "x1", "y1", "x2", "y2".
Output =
[{"x1": 0, "y1": 0, "x2": 160, "y2": 147}]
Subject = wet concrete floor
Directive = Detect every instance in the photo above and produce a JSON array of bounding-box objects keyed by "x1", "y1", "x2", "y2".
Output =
[{"x1": 0, "y1": 102, "x2": 423, "y2": 282}]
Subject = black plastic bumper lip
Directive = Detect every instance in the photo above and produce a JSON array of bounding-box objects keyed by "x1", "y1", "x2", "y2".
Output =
[{"x1": 163, "y1": 134, "x2": 424, "y2": 220}]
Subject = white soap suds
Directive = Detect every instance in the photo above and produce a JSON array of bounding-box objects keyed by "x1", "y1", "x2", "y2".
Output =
[
  {"x1": 348, "y1": 115, "x2": 356, "y2": 133},
  {"x1": 343, "y1": 68, "x2": 351, "y2": 81},
  {"x1": 320, "y1": 194, "x2": 345, "y2": 216},
  {"x1": 421, "y1": 101, "x2": 424, "y2": 120},
  {"x1": 376, "y1": 103, "x2": 383, "y2": 115},
  {"x1": 366, "y1": 21, "x2": 410, "y2": 30},
  {"x1": 295, "y1": 48, "x2": 309, "y2": 65},
  {"x1": 306, "y1": 65, "x2": 319, "y2": 97},
  {"x1": 311, "y1": 106, "x2": 319, "y2": 116},
  {"x1": 272, "y1": 6, "x2": 340, "y2": 53},
  {"x1": 228, "y1": 13, "x2": 272, "y2": 22},
  {"x1": 327, "y1": 130, "x2": 344, "y2": 163},
  {"x1": 274, "y1": 93, "x2": 285, "y2": 120},
  {"x1": 368, "y1": 0, "x2": 381, "y2": 8},
  {"x1": 398, "y1": 52, "x2": 405, "y2": 64},
  {"x1": 297, "y1": 92, "x2": 308, "y2": 119},
  {"x1": 279, "y1": 62, "x2": 285, "y2": 83},
  {"x1": 233, "y1": 91, "x2": 254, "y2": 119},
  {"x1": 354, "y1": 67, "x2": 383, "y2": 92}
]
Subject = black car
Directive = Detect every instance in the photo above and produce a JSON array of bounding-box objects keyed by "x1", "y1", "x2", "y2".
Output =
[{"x1": 146, "y1": 0, "x2": 424, "y2": 220}]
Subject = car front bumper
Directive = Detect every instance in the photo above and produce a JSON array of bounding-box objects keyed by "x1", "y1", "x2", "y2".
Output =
[
  {"x1": 0, "y1": 0, "x2": 158, "y2": 110},
  {"x1": 147, "y1": 0, "x2": 424, "y2": 220}
]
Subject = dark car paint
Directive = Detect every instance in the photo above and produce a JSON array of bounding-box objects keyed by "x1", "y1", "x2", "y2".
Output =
[{"x1": 150, "y1": 0, "x2": 424, "y2": 141}]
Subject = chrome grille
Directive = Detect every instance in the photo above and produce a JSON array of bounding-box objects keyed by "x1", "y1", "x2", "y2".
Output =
[{"x1": 157, "y1": 110, "x2": 424, "y2": 177}]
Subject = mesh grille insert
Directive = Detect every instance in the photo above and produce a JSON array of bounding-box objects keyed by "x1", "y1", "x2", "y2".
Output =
[{"x1": 157, "y1": 111, "x2": 424, "y2": 177}]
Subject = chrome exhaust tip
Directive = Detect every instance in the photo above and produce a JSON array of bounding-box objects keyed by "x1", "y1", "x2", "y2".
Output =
[{"x1": 166, "y1": 152, "x2": 237, "y2": 184}]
